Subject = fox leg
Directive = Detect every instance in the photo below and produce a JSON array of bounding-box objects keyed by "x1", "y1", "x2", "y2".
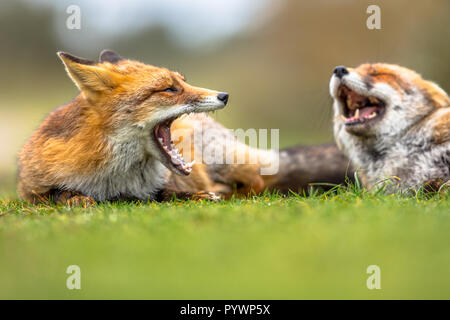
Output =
[
  {"x1": 190, "y1": 191, "x2": 221, "y2": 201},
  {"x1": 51, "y1": 190, "x2": 96, "y2": 207},
  {"x1": 157, "y1": 189, "x2": 221, "y2": 202},
  {"x1": 422, "y1": 178, "x2": 448, "y2": 193}
]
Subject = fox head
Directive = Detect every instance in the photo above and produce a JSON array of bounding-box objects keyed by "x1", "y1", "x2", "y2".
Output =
[
  {"x1": 329, "y1": 63, "x2": 449, "y2": 141},
  {"x1": 57, "y1": 50, "x2": 229, "y2": 175}
]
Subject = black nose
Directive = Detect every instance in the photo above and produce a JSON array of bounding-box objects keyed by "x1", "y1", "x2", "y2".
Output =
[
  {"x1": 333, "y1": 66, "x2": 349, "y2": 79},
  {"x1": 217, "y1": 92, "x2": 229, "y2": 105}
]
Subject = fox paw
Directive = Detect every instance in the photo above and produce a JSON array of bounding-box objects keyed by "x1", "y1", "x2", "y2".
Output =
[
  {"x1": 423, "y1": 178, "x2": 446, "y2": 193},
  {"x1": 192, "y1": 191, "x2": 221, "y2": 202},
  {"x1": 66, "y1": 195, "x2": 97, "y2": 207}
]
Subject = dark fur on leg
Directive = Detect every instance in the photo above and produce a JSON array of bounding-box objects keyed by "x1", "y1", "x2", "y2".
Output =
[{"x1": 265, "y1": 143, "x2": 354, "y2": 194}]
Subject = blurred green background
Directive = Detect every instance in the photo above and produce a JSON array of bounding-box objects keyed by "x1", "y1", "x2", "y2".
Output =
[
  {"x1": 1, "y1": 0, "x2": 449, "y2": 301},
  {"x1": 0, "y1": 0, "x2": 449, "y2": 195}
]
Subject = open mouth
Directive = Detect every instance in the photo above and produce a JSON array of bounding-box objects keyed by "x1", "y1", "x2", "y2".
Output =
[
  {"x1": 338, "y1": 85, "x2": 385, "y2": 126},
  {"x1": 153, "y1": 117, "x2": 195, "y2": 175}
]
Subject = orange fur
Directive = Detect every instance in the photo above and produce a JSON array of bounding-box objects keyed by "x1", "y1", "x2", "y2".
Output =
[
  {"x1": 19, "y1": 50, "x2": 352, "y2": 204},
  {"x1": 433, "y1": 110, "x2": 450, "y2": 144},
  {"x1": 331, "y1": 62, "x2": 449, "y2": 190},
  {"x1": 18, "y1": 51, "x2": 225, "y2": 204},
  {"x1": 167, "y1": 116, "x2": 266, "y2": 198}
]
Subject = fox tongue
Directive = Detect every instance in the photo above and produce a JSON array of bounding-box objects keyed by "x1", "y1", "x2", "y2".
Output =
[
  {"x1": 154, "y1": 121, "x2": 194, "y2": 175},
  {"x1": 358, "y1": 106, "x2": 378, "y2": 118},
  {"x1": 156, "y1": 124, "x2": 171, "y2": 147}
]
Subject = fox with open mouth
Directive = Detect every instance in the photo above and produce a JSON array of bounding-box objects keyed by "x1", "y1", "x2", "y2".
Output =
[
  {"x1": 330, "y1": 63, "x2": 449, "y2": 191},
  {"x1": 18, "y1": 50, "x2": 231, "y2": 205},
  {"x1": 18, "y1": 50, "x2": 353, "y2": 205}
]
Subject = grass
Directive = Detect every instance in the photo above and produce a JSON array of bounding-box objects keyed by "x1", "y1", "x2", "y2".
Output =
[{"x1": 0, "y1": 185, "x2": 449, "y2": 300}]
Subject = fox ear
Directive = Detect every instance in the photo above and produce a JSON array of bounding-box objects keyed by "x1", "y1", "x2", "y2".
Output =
[
  {"x1": 424, "y1": 80, "x2": 450, "y2": 107},
  {"x1": 57, "y1": 51, "x2": 121, "y2": 99},
  {"x1": 99, "y1": 49, "x2": 124, "y2": 64}
]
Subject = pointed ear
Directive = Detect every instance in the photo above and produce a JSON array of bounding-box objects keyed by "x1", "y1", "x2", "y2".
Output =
[
  {"x1": 99, "y1": 49, "x2": 124, "y2": 64},
  {"x1": 57, "y1": 51, "x2": 121, "y2": 98},
  {"x1": 424, "y1": 80, "x2": 450, "y2": 107}
]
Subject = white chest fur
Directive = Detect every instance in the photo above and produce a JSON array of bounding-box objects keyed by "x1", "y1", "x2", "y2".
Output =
[{"x1": 59, "y1": 130, "x2": 168, "y2": 201}]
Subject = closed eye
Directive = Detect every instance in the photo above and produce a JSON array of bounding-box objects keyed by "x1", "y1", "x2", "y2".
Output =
[{"x1": 161, "y1": 86, "x2": 178, "y2": 93}]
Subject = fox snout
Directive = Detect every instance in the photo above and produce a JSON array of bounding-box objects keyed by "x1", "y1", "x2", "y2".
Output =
[
  {"x1": 333, "y1": 66, "x2": 349, "y2": 79},
  {"x1": 217, "y1": 92, "x2": 229, "y2": 105}
]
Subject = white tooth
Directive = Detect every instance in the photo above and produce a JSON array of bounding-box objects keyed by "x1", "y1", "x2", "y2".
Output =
[
  {"x1": 187, "y1": 160, "x2": 196, "y2": 167},
  {"x1": 163, "y1": 145, "x2": 168, "y2": 150},
  {"x1": 368, "y1": 112, "x2": 377, "y2": 119},
  {"x1": 341, "y1": 115, "x2": 347, "y2": 121},
  {"x1": 171, "y1": 157, "x2": 181, "y2": 165},
  {"x1": 158, "y1": 137, "x2": 163, "y2": 144},
  {"x1": 355, "y1": 109, "x2": 360, "y2": 118}
]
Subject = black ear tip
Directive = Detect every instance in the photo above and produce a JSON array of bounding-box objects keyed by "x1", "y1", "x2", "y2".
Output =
[
  {"x1": 57, "y1": 51, "x2": 68, "y2": 58},
  {"x1": 57, "y1": 51, "x2": 95, "y2": 65},
  {"x1": 99, "y1": 49, "x2": 114, "y2": 56},
  {"x1": 99, "y1": 49, "x2": 124, "y2": 64}
]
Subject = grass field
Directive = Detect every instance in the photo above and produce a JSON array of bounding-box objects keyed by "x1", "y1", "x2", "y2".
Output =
[{"x1": 0, "y1": 186, "x2": 449, "y2": 300}]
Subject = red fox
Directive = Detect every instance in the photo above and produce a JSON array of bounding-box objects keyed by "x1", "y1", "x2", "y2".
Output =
[
  {"x1": 18, "y1": 50, "x2": 231, "y2": 205},
  {"x1": 329, "y1": 63, "x2": 449, "y2": 191},
  {"x1": 18, "y1": 50, "x2": 352, "y2": 205}
]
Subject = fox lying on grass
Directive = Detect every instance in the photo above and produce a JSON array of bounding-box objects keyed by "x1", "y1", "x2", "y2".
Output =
[
  {"x1": 330, "y1": 63, "x2": 449, "y2": 191},
  {"x1": 18, "y1": 50, "x2": 351, "y2": 205}
]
